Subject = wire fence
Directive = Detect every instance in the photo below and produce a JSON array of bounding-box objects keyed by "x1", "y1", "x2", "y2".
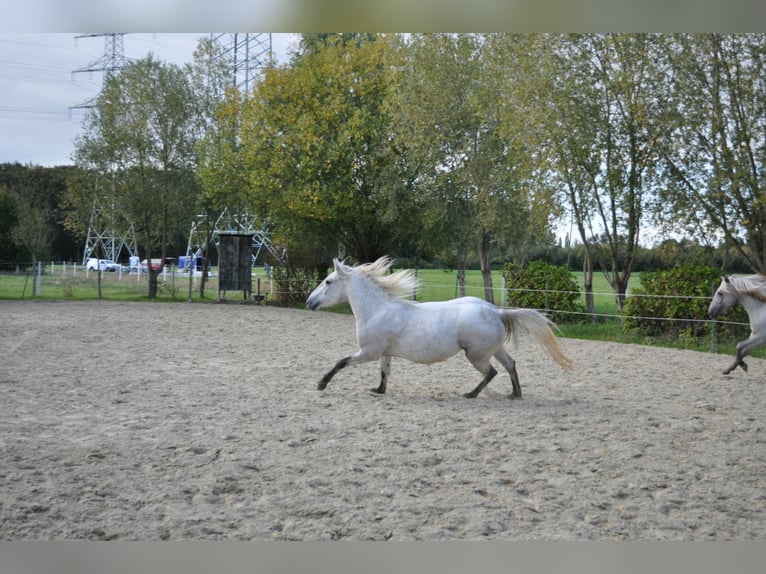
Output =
[{"x1": 1, "y1": 260, "x2": 749, "y2": 354}]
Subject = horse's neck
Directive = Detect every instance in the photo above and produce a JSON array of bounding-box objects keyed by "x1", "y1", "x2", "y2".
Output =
[
  {"x1": 346, "y1": 274, "x2": 393, "y2": 322},
  {"x1": 738, "y1": 290, "x2": 766, "y2": 326}
]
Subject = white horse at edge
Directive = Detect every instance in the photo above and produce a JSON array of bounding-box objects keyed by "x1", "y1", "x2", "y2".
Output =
[
  {"x1": 709, "y1": 274, "x2": 766, "y2": 375},
  {"x1": 306, "y1": 257, "x2": 573, "y2": 399}
]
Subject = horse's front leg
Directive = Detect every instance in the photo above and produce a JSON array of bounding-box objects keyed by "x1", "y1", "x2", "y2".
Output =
[
  {"x1": 317, "y1": 348, "x2": 380, "y2": 391},
  {"x1": 722, "y1": 333, "x2": 765, "y2": 374},
  {"x1": 723, "y1": 354, "x2": 747, "y2": 375},
  {"x1": 318, "y1": 356, "x2": 351, "y2": 390},
  {"x1": 723, "y1": 329, "x2": 766, "y2": 375}
]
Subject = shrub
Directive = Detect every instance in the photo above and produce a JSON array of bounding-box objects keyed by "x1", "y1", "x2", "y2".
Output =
[
  {"x1": 621, "y1": 264, "x2": 749, "y2": 340},
  {"x1": 504, "y1": 260, "x2": 586, "y2": 323},
  {"x1": 271, "y1": 263, "x2": 319, "y2": 305}
]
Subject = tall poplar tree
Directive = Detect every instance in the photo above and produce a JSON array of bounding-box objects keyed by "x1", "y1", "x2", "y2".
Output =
[
  {"x1": 541, "y1": 34, "x2": 668, "y2": 311},
  {"x1": 390, "y1": 34, "x2": 549, "y2": 302},
  {"x1": 73, "y1": 56, "x2": 200, "y2": 298},
  {"x1": 658, "y1": 33, "x2": 766, "y2": 273}
]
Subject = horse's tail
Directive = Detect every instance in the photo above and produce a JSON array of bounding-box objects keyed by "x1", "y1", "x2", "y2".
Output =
[{"x1": 499, "y1": 308, "x2": 574, "y2": 372}]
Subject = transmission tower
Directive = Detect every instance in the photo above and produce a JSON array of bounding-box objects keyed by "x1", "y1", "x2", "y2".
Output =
[
  {"x1": 81, "y1": 180, "x2": 139, "y2": 265},
  {"x1": 71, "y1": 34, "x2": 138, "y2": 266},
  {"x1": 70, "y1": 33, "x2": 132, "y2": 110},
  {"x1": 194, "y1": 34, "x2": 280, "y2": 269},
  {"x1": 210, "y1": 33, "x2": 273, "y2": 92}
]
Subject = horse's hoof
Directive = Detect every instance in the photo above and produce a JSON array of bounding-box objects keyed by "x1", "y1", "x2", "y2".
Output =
[
  {"x1": 370, "y1": 388, "x2": 385, "y2": 395},
  {"x1": 509, "y1": 393, "x2": 522, "y2": 400},
  {"x1": 463, "y1": 392, "x2": 477, "y2": 399},
  {"x1": 317, "y1": 381, "x2": 327, "y2": 390},
  {"x1": 741, "y1": 361, "x2": 749, "y2": 372}
]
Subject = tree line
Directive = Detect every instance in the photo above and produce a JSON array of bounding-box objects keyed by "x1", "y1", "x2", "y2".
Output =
[{"x1": 1, "y1": 34, "x2": 764, "y2": 304}]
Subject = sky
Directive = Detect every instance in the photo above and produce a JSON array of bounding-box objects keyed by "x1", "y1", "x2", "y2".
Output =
[{"x1": 0, "y1": 33, "x2": 299, "y2": 167}]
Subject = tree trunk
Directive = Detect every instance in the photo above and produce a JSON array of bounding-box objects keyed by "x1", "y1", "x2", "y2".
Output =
[
  {"x1": 478, "y1": 230, "x2": 494, "y2": 304},
  {"x1": 614, "y1": 274, "x2": 629, "y2": 312},
  {"x1": 95, "y1": 242, "x2": 102, "y2": 300},
  {"x1": 198, "y1": 228, "x2": 215, "y2": 299},
  {"x1": 148, "y1": 267, "x2": 158, "y2": 299},
  {"x1": 457, "y1": 267, "x2": 466, "y2": 297},
  {"x1": 142, "y1": 223, "x2": 157, "y2": 299},
  {"x1": 583, "y1": 251, "x2": 595, "y2": 322},
  {"x1": 199, "y1": 256, "x2": 208, "y2": 299}
]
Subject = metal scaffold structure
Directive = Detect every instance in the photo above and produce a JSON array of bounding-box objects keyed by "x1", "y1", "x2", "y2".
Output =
[
  {"x1": 186, "y1": 208, "x2": 285, "y2": 272},
  {"x1": 183, "y1": 34, "x2": 282, "y2": 273}
]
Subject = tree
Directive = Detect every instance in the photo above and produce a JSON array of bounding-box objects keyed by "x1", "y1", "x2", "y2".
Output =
[
  {"x1": 657, "y1": 34, "x2": 766, "y2": 274},
  {"x1": 73, "y1": 56, "x2": 200, "y2": 298},
  {"x1": 240, "y1": 33, "x2": 406, "y2": 264},
  {"x1": 0, "y1": 184, "x2": 19, "y2": 266},
  {"x1": 389, "y1": 34, "x2": 552, "y2": 303},
  {"x1": 1, "y1": 163, "x2": 80, "y2": 264},
  {"x1": 541, "y1": 34, "x2": 668, "y2": 311},
  {"x1": 11, "y1": 191, "x2": 50, "y2": 273}
]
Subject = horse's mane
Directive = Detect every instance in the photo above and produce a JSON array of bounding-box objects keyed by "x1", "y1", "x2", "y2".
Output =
[
  {"x1": 730, "y1": 274, "x2": 766, "y2": 303},
  {"x1": 357, "y1": 256, "x2": 419, "y2": 300}
]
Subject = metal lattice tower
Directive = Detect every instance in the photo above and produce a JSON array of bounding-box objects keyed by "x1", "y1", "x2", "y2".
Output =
[
  {"x1": 81, "y1": 179, "x2": 139, "y2": 265},
  {"x1": 71, "y1": 34, "x2": 138, "y2": 266},
  {"x1": 194, "y1": 34, "x2": 280, "y2": 269},
  {"x1": 70, "y1": 33, "x2": 132, "y2": 110},
  {"x1": 210, "y1": 33, "x2": 273, "y2": 92}
]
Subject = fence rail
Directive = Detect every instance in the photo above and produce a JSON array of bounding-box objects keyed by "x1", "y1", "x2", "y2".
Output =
[{"x1": 1, "y1": 261, "x2": 749, "y2": 354}]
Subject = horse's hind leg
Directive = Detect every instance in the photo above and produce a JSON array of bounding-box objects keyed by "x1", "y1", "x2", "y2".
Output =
[
  {"x1": 373, "y1": 356, "x2": 391, "y2": 394},
  {"x1": 494, "y1": 348, "x2": 522, "y2": 399},
  {"x1": 463, "y1": 352, "x2": 497, "y2": 398}
]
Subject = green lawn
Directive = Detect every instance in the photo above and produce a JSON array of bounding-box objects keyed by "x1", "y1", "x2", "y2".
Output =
[{"x1": 0, "y1": 267, "x2": 231, "y2": 302}]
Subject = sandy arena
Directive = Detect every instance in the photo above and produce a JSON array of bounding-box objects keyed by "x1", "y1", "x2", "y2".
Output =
[{"x1": 1, "y1": 300, "x2": 764, "y2": 540}]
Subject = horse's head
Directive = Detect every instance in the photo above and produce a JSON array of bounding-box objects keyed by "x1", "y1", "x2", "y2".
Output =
[
  {"x1": 306, "y1": 259, "x2": 351, "y2": 311},
  {"x1": 709, "y1": 276, "x2": 739, "y2": 319}
]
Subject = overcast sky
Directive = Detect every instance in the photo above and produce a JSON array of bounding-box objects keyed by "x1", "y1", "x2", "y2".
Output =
[{"x1": 0, "y1": 33, "x2": 298, "y2": 167}]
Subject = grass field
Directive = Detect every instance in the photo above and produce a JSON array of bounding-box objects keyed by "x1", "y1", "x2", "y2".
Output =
[
  {"x1": 412, "y1": 268, "x2": 619, "y2": 314},
  {"x1": 1, "y1": 263, "x2": 752, "y2": 357}
]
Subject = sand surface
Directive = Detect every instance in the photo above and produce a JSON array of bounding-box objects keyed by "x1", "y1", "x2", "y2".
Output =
[{"x1": 1, "y1": 300, "x2": 764, "y2": 540}]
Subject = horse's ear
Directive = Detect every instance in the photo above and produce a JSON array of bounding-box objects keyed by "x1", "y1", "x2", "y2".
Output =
[
  {"x1": 723, "y1": 275, "x2": 731, "y2": 284},
  {"x1": 333, "y1": 258, "x2": 347, "y2": 277}
]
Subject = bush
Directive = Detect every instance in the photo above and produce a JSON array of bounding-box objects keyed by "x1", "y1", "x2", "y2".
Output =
[
  {"x1": 504, "y1": 260, "x2": 586, "y2": 323},
  {"x1": 621, "y1": 264, "x2": 749, "y2": 340},
  {"x1": 270, "y1": 263, "x2": 320, "y2": 306}
]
